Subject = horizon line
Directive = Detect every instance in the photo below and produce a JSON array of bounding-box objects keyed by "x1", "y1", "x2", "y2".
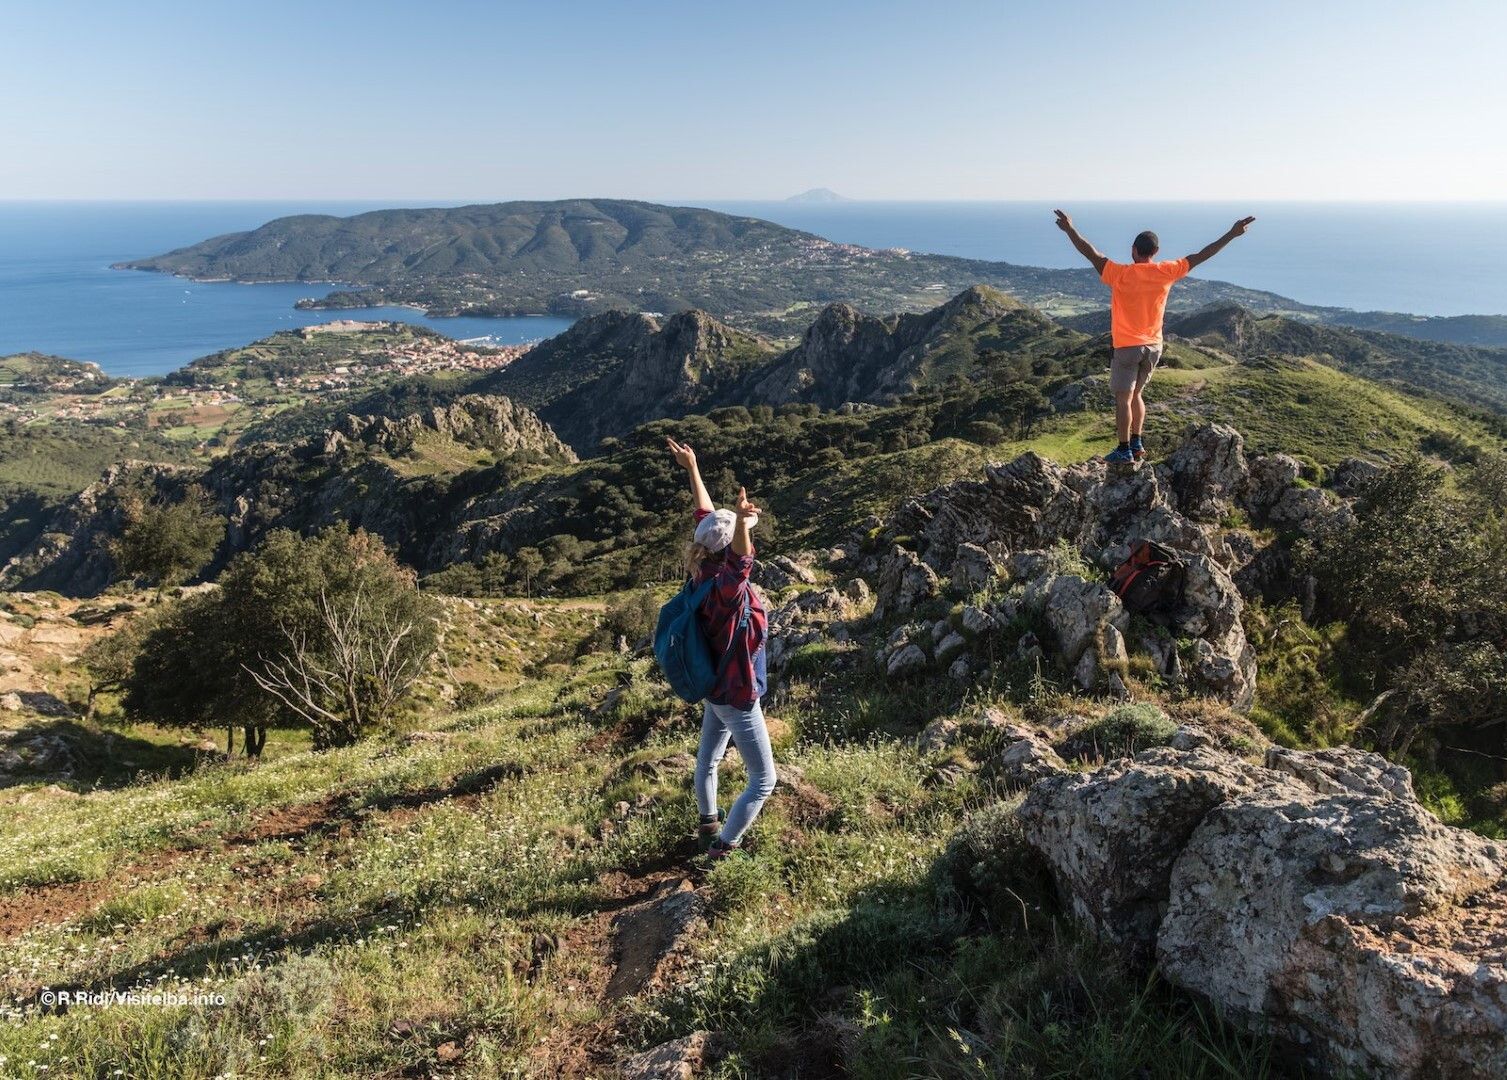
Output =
[{"x1": 4, "y1": 196, "x2": 1507, "y2": 205}]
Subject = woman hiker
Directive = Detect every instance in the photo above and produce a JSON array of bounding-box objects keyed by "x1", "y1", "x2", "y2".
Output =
[{"x1": 666, "y1": 436, "x2": 776, "y2": 863}]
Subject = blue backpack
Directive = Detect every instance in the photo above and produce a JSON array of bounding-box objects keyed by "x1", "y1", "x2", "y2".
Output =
[{"x1": 654, "y1": 578, "x2": 751, "y2": 704}]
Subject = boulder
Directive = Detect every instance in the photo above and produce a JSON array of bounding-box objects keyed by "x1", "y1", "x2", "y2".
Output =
[
  {"x1": 620, "y1": 1031, "x2": 722, "y2": 1080},
  {"x1": 935, "y1": 630, "x2": 967, "y2": 665},
  {"x1": 1332, "y1": 456, "x2": 1384, "y2": 495},
  {"x1": 1159, "y1": 773, "x2": 1507, "y2": 1078},
  {"x1": 875, "y1": 546, "x2": 941, "y2": 618},
  {"x1": 1017, "y1": 743, "x2": 1507, "y2": 1078},
  {"x1": 1244, "y1": 453, "x2": 1302, "y2": 514},
  {"x1": 1165, "y1": 424, "x2": 1249, "y2": 520},
  {"x1": 1175, "y1": 554, "x2": 1257, "y2": 710},
  {"x1": 841, "y1": 578, "x2": 872, "y2": 605},
  {"x1": 1074, "y1": 648, "x2": 1100, "y2": 691},
  {"x1": 996, "y1": 730, "x2": 1068, "y2": 787},
  {"x1": 755, "y1": 554, "x2": 818, "y2": 592},
  {"x1": 1101, "y1": 624, "x2": 1128, "y2": 670},
  {"x1": 1019, "y1": 747, "x2": 1293, "y2": 955},
  {"x1": 1266, "y1": 484, "x2": 1340, "y2": 532},
  {"x1": 1263, "y1": 744, "x2": 1414, "y2": 800},
  {"x1": 885, "y1": 642, "x2": 928, "y2": 678},
  {"x1": 916, "y1": 717, "x2": 961, "y2": 754},
  {"x1": 960, "y1": 605, "x2": 998, "y2": 636},
  {"x1": 950, "y1": 542, "x2": 1001, "y2": 595},
  {"x1": 1005, "y1": 549, "x2": 1054, "y2": 584},
  {"x1": 1044, "y1": 576, "x2": 1128, "y2": 665}
]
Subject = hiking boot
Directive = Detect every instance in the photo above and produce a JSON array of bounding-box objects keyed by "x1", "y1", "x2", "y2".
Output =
[
  {"x1": 694, "y1": 839, "x2": 744, "y2": 871},
  {"x1": 696, "y1": 810, "x2": 725, "y2": 853},
  {"x1": 1130, "y1": 436, "x2": 1146, "y2": 461},
  {"x1": 1104, "y1": 445, "x2": 1136, "y2": 465}
]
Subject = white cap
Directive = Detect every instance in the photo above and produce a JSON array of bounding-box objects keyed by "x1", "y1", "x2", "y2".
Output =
[{"x1": 693, "y1": 509, "x2": 737, "y2": 553}]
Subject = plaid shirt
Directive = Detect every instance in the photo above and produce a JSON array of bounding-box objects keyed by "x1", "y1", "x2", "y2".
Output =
[{"x1": 692, "y1": 510, "x2": 768, "y2": 707}]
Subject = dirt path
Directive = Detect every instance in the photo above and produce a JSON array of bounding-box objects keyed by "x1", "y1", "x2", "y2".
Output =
[{"x1": 532, "y1": 839, "x2": 708, "y2": 1077}]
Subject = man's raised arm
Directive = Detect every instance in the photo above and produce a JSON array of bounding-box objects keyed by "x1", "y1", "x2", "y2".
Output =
[
  {"x1": 1186, "y1": 216, "x2": 1257, "y2": 270},
  {"x1": 1054, "y1": 209, "x2": 1108, "y2": 276}
]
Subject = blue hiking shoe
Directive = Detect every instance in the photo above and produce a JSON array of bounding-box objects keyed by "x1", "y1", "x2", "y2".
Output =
[
  {"x1": 1130, "y1": 436, "x2": 1146, "y2": 461},
  {"x1": 1104, "y1": 445, "x2": 1136, "y2": 464}
]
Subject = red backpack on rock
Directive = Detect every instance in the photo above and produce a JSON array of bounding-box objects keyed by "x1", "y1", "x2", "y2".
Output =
[{"x1": 1109, "y1": 540, "x2": 1186, "y2": 614}]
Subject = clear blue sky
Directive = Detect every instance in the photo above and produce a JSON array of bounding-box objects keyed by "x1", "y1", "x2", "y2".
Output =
[{"x1": 4, "y1": 0, "x2": 1503, "y2": 201}]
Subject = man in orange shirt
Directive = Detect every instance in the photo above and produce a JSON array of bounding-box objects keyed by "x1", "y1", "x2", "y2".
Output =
[{"x1": 1054, "y1": 210, "x2": 1256, "y2": 463}]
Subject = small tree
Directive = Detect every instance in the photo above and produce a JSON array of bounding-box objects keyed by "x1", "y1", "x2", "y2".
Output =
[
  {"x1": 125, "y1": 527, "x2": 440, "y2": 753},
  {"x1": 226, "y1": 527, "x2": 441, "y2": 749},
  {"x1": 513, "y1": 547, "x2": 545, "y2": 598},
  {"x1": 109, "y1": 485, "x2": 225, "y2": 592},
  {"x1": 246, "y1": 583, "x2": 434, "y2": 749}
]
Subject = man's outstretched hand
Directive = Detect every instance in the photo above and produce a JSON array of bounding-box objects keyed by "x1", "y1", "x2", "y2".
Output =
[
  {"x1": 1054, "y1": 209, "x2": 1074, "y2": 233},
  {"x1": 1229, "y1": 216, "x2": 1257, "y2": 237}
]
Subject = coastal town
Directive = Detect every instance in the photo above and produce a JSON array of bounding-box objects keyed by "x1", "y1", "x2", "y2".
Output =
[{"x1": 0, "y1": 320, "x2": 539, "y2": 446}]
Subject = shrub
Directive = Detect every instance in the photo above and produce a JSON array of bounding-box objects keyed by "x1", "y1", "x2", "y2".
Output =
[
  {"x1": 580, "y1": 589, "x2": 661, "y2": 656},
  {"x1": 1073, "y1": 704, "x2": 1176, "y2": 757},
  {"x1": 108, "y1": 484, "x2": 225, "y2": 590}
]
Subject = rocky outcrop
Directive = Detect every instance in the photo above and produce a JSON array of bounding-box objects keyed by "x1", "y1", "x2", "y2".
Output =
[
  {"x1": 324, "y1": 394, "x2": 576, "y2": 463},
  {"x1": 867, "y1": 423, "x2": 1358, "y2": 708},
  {"x1": 745, "y1": 286, "x2": 1033, "y2": 410},
  {"x1": 3, "y1": 394, "x2": 574, "y2": 596},
  {"x1": 873, "y1": 546, "x2": 941, "y2": 619},
  {"x1": 487, "y1": 309, "x2": 774, "y2": 453},
  {"x1": 0, "y1": 461, "x2": 193, "y2": 595},
  {"x1": 1018, "y1": 744, "x2": 1507, "y2": 1077}
]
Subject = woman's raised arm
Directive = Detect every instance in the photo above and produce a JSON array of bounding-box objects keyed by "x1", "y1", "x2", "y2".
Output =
[{"x1": 667, "y1": 437, "x2": 714, "y2": 513}]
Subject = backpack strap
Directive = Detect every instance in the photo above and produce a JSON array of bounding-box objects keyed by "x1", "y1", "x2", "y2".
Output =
[{"x1": 714, "y1": 586, "x2": 752, "y2": 681}]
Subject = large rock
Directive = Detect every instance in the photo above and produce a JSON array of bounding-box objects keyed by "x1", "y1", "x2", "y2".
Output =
[
  {"x1": 1019, "y1": 747, "x2": 1290, "y2": 955},
  {"x1": 1043, "y1": 576, "x2": 1127, "y2": 665},
  {"x1": 1165, "y1": 424, "x2": 1249, "y2": 521},
  {"x1": 1018, "y1": 744, "x2": 1507, "y2": 1078},
  {"x1": 874, "y1": 546, "x2": 941, "y2": 618},
  {"x1": 996, "y1": 730, "x2": 1068, "y2": 787},
  {"x1": 620, "y1": 1032, "x2": 722, "y2": 1080},
  {"x1": 1159, "y1": 769, "x2": 1507, "y2": 1078},
  {"x1": 1244, "y1": 452, "x2": 1302, "y2": 514},
  {"x1": 1175, "y1": 554, "x2": 1257, "y2": 710},
  {"x1": 950, "y1": 542, "x2": 1001, "y2": 595}
]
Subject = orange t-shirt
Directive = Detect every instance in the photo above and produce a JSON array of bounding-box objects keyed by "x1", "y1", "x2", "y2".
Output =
[{"x1": 1100, "y1": 258, "x2": 1190, "y2": 347}]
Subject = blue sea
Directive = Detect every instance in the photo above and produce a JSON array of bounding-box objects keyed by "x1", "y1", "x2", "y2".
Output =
[
  {"x1": 0, "y1": 202, "x2": 573, "y2": 378},
  {"x1": 708, "y1": 200, "x2": 1507, "y2": 321},
  {"x1": 2, "y1": 200, "x2": 1504, "y2": 378}
]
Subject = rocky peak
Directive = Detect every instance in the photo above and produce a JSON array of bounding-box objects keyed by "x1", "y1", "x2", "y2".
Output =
[
  {"x1": 326, "y1": 394, "x2": 576, "y2": 463},
  {"x1": 1167, "y1": 303, "x2": 1258, "y2": 349}
]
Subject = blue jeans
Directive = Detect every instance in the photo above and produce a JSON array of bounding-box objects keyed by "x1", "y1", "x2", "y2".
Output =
[{"x1": 695, "y1": 699, "x2": 777, "y2": 845}]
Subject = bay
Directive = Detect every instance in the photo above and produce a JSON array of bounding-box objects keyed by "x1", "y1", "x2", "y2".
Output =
[{"x1": 0, "y1": 201, "x2": 572, "y2": 378}]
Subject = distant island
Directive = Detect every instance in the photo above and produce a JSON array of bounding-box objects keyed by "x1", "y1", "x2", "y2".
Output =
[
  {"x1": 118, "y1": 199, "x2": 1507, "y2": 346},
  {"x1": 786, "y1": 187, "x2": 850, "y2": 203}
]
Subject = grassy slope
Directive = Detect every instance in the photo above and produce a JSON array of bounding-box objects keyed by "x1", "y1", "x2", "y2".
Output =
[
  {"x1": 1, "y1": 343, "x2": 1502, "y2": 1074},
  {"x1": 0, "y1": 612, "x2": 1299, "y2": 1078}
]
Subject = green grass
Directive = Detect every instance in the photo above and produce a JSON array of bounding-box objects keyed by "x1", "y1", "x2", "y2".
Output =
[{"x1": 0, "y1": 625, "x2": 1296, "y2": 1078}]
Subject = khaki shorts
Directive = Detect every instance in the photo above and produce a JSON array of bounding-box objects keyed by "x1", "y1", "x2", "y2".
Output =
[{"x1": 1110, "y1": 344, "x2": 1163, "y2": 394}]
